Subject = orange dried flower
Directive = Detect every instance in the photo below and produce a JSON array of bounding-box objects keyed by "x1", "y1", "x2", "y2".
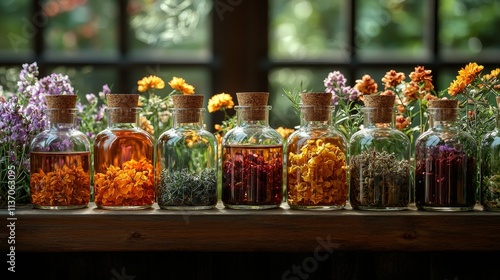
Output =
[
  {"x1": 382, "y1": 70, "x2": 406, "y2": 90},
  {"x1": 168, "y1": 77, "x2": 195, "y2": 95},
  {"x1": 30, "y1": 165, "x2": 90, "y2": 206},
  {"x1": 94, "y1": 158, "x2": 155, "y2": 207},
  {"x1": 403, "y1": 81, "x2": 420, "y2": 101},
  {"x1": 355, "y1": 75, "x2": 378, "y2": 99}
]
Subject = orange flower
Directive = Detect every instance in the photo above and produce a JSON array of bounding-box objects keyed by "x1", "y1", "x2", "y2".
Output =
[
  {"x1": 395, "y1": 115, "x2": 411, "y2": 130},
  {"x1": 168, "y1": 77, "x2": 195, "y2": 95},
  {"x1": 409, "y1": 66, "x2": 434, "y2": 91},
  {"x1": 448, "y1": 62, "x2": 484, "y2": 96},
  {"x1": 208, "y1": 92, "x2": 234, "y2": 113},
  {"x1": 139, "y1": 116, "x2": 154, "y2": 135},
  {"x1": 355, "y1": 74, "x2": 378, "y2": 97},
  {"x1": 484, "y1": 68, "x2": 500, "y2": 81},
  {"x1": 214, "y1": 124, "x2": 222, "y2": 131},
  {"x1": 382, "y1": 70, "x2": 406, "y2": 89},
  {"x1": 137, "y1": 75, "x2": 165, "y2": 92}
]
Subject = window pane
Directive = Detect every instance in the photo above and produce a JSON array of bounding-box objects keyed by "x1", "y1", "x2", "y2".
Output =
[
  {"x1": 269, "y1": 67, "x2": 340, "y2": 128},
  {"x1": 439, "y1": 0, "x2": 500, "y2": 60},
  {"x1": 269, "y1": 0, "x2": 346, "y2": 61},
  {"x1": 356, "y1": 0, "x2": 427, "y2": 61},
  {"x1": 0, "y1": 0, "x2": 32, "y2": 56},
  {"x1": 128, "y1": 0, "x2": 212, "y2": 60},
  {"x1": 44, "y1": 1, "x2": 118, "y2": 58}
]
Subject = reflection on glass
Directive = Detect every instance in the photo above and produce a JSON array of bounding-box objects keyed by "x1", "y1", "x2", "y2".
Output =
[
  {"x1": 440, "y1": 0, "x2": 500, "y2": 59},
  {"x1": 356, "y1": 0, "x2": 426, "y2": 60},
  {"x1": 128, "y1": 0, "x2": 211, "y2": 59},
  {"x1": 269, "y1": 0, "x2": 346, "y2": 60},
  {"x1": 0, "y1": 0, "x2": 31, "y2": 54},
  {"x1": 43, "y1": 0, "x2": 117, "y2": 56}
]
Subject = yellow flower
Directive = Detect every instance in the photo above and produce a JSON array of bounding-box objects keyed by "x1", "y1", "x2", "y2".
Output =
[
  {"x1": 137, "y1": 75, "x2": 165, "y2": 92},
  {"x1": 448, "y1": 62, "x2": 484, "y2": 96},
  {"x1": 207, "y1": 92, "x2": 234, "y2": 113},
  {"x1": 485, "y1": 68, "x2": 500, "y2": 81},
  {"x1": 168, "y1": 77, "x2": 195, "y2": 95}
]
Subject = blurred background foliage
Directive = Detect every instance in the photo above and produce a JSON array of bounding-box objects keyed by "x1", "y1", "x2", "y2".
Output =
[{"x1": 1, "y1": 0, "x2": 500, "y2": 130}]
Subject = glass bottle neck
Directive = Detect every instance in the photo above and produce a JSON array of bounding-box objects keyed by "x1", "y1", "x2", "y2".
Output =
[
  {"x1": 361, "y1": 107, "x2": 394, "y2": 129},
  {"x1": 428, "y1": 108, "x2": 459, "y2": 130},
  {"x1": 236, "y1": 106, "x2": 270, "y2": 127},
  {"x1": 172, "y1": 108, "x2": 204, "y2": 129},
  {"x1": 106, "y1": 107, "x2": 139, "y2": 129},
  {"x1": 46, "y1": 108, "x2": 76, "y2": 130}
]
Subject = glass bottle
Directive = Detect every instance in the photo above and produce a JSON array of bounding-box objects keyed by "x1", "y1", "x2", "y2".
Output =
[
  {"x1": 349, "y1": 95, "x2": 410, "y2": 210},
  {"x1": 286, "y1": 92, "x2": 348, "y2": 210},
  {"x1": 30, "y1": 95, "x2": 91, "y2": 209},
  {"x1": 415, "y1": 99, "x2": 477, "y2": 211},
  {"x1": 157, "y1": 95, "x2": 217, "y2": 210},
  {"x1": 222, "y1": 92, "x2": 283, "y2": 209},
  {"x1": 480, "y1": 96, "x2": 500, "y2": 211},
  {"x1": 93, "y1": 94, "x2": 155, "y2": 210}
]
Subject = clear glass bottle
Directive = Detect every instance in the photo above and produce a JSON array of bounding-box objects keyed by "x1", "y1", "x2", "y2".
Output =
[
  {"x1": 157, "y1": 95, "x2": 218, "y2": 210},
  {"x1": 415, "y1": 99, "x2": 477, "y2": 211},
  {"x1": 480, "y1": 97, "x2": 500, "y2": 211},
  {"x1": 222, "y1": 92, "x2": 283, "y2": 209},
  {"x1": 286, "y1": 92, "x2": 348, "y2": 210},
  {"x1": 93, "y1": 94, "x2": 155, "y2": 210},
  {"x1": 349, "y1": 95, "x2": 410, "y2": 210},
  {"x1": 30, "y1": 95, "x2": 91, "y2": 209}
]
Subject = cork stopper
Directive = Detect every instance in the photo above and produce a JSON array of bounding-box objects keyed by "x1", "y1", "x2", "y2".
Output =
[
  {"x1": 428, "y1": 99, "x2": 458, "y2": 121},
  {"x1": 172, "y1": 95, "x2": 204, "y2": 123},
  {"x1": 45, "y1": 95, "x2": 77, "y2": 123},
  {"x1": 300, "y1": 92, "x2": 332, "y2": 121},
  {"x1": 363, "y1": 95, "x2": 395, "y2": 123},
  {"x1": 236, "y1": 92, "x2": 269, "y2": 120},
  {"x1": 106, "y1": 94, "x2": 139, "y2": 123}
]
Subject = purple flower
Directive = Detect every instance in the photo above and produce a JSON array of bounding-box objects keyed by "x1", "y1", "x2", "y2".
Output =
[
  {"x1": 324, "y1": 71, "x2": 347, "y2": 89},
  {"x1": 102, "y1": 84, "x2": 110, "y2": 95},
  {"x1": 324, "y1": 70, "x2": 359, "y2": 106},
  {"x1": 86, "y1": 93, "x2": 97, "y2": 105},
  {"x1": 38, "y1": 73, "x2": 74, "y2": 96}
]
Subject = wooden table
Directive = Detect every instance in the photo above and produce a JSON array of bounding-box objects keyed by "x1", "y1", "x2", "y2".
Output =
[{"x1": 3, "y1": 203, "x2": 500, "y2": 279}]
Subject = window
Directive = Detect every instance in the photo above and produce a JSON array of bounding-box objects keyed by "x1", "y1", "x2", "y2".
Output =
[{"x1": 1, "y1": 0, "x2": 500, "y2": 130}]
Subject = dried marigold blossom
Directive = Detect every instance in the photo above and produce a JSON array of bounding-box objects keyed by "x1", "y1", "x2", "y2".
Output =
[
  {"x1": 30, "y1": 165, "x2": 90, "y2": 206},
  {"x1": 287, "y1": 138, "x2": 347, "y2": 206},
  {"x1": 94, "y1": 158, "x2": 155, "y2": 207}
]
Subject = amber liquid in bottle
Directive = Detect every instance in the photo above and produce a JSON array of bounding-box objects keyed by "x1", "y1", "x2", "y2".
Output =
[
  {"x1": 222, "y1": 144, "x2": 283, "y2": 208},
  {"x1": 94, "y1": 130, "x2": 155, "y2": 209},
  {"x1": 30, "y1": 151, "x2": 91, "y2": 209}
]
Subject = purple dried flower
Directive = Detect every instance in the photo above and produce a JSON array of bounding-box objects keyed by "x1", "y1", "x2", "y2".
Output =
[{"x1": 86, "y1": 93, "x2": 97, "y2": 105}]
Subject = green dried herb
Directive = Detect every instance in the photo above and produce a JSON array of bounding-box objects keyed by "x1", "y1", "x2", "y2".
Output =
[
  {"x1": 158, "y1": 168, "x2": 217, "y2": 207},
  {"x1": 350, "y1": 149, "x2": 410, "y2": 209}
]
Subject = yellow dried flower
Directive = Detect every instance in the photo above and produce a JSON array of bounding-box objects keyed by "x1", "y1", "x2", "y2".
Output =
[
  {"x1": 137, "y1": 75, "x2": 165, "y2": 92},
  {"x1": 168, "y1": 77, "x2": 195, "y2": 95},
  {"x1": 207, "y1": 92, "x2": 234, "y2": 113},
  {"x1": 448, "y1": 62, "x2": 484, "y2": 96}
]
